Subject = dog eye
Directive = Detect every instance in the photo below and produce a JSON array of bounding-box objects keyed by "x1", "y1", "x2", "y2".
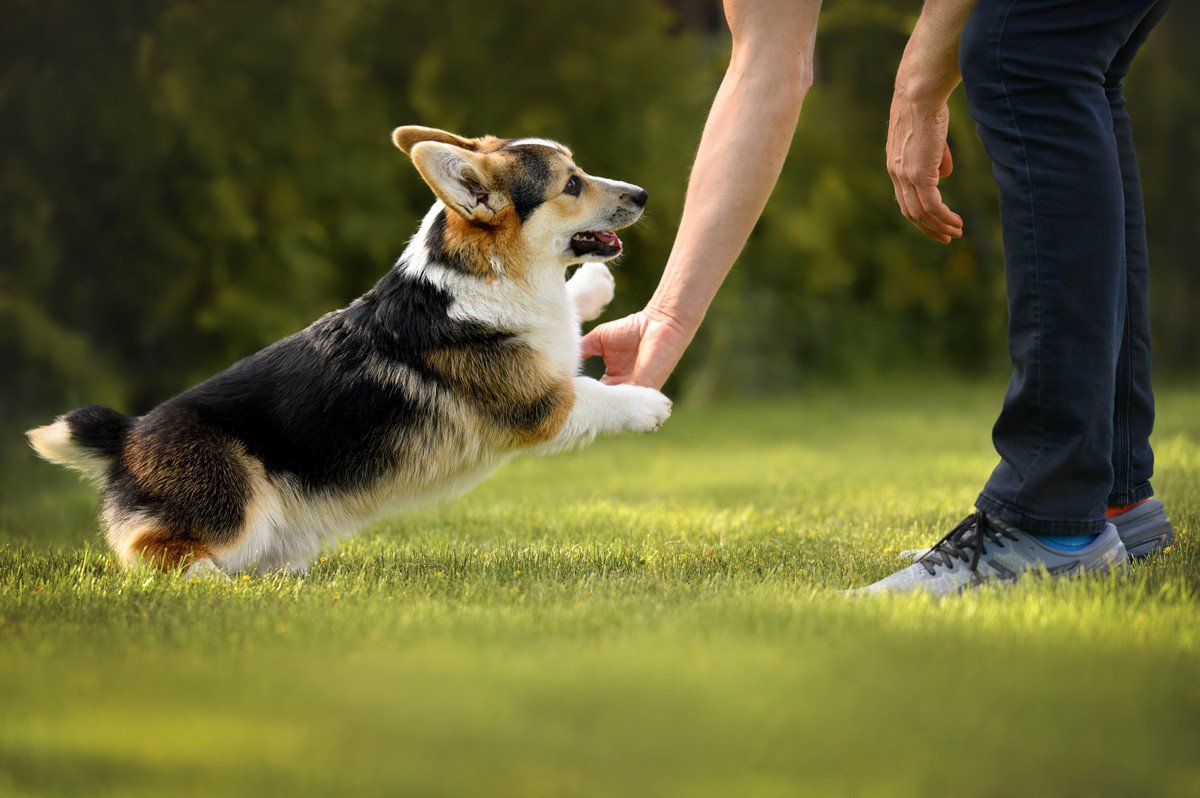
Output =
[{"x1": 564, "y1": 175, "x2": 582, "y2": 197}]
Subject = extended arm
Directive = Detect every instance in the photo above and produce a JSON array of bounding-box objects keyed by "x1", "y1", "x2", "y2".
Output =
[
  {"x1": 885, "y1": 0, "x2": 979, "y2": 243},
  {"x1": 581, "y1": 0, "x2": 822, "y2": 389}
]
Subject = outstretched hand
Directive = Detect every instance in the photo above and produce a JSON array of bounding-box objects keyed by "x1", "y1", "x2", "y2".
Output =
[
  {"x1": 886, "y1": 95, "x2": 964, "y2": 244},
  {"x1": 580, "y1": 309, "x2": 693, "y2": 390}
]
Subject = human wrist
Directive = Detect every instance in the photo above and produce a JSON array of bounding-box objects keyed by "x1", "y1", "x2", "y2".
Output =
[
  {"x1": 895, "y1": 64, "x2": 955, "y2": 113},
  {"x1": 643, "y1": 300, "x2": 700, "y2": 341},
  {"x1": 895, "y1": 31, "x2": 959, "y2": 111}
]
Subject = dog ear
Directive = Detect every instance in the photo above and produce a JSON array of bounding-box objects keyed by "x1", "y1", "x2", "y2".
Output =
[
  {"x1": 392, "y1": 126, "x2": 480, "y2": 154},
  {"x1": 408, "y1": 141, "x2": 510, "y2": 224}
]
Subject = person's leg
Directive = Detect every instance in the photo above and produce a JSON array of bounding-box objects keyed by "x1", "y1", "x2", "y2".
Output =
[
  {"x1": 960, "y1": 0, "x2": 1162, "y2": 536},
  {"x1": 849, "y1": 1, "x2": 1177, "y2": 594},
  {"x1": 1105, "y1": 2, "x2": 1169, "y2": 511},
  {"x1": 1102, "y1": 2, "x2": 1177, "y2": 558}
]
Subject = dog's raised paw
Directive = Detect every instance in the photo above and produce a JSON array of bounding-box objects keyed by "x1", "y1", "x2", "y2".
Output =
[
  {"x1": 567, "y1": 263, "x2": 616, "y2": 322},
  {"x1": 618, "y1": 385, "x2": 672, "y2": 433}
]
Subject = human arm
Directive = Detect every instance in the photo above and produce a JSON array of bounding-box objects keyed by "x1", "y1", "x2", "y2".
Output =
[
  {"x1": 581, "y1": 0, "x2": 822, "y2": 389},
  {"x1": 885, "y1": 0, "x2": 979, "y2": 243}
]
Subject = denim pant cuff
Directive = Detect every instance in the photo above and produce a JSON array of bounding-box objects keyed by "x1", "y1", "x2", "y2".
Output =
[
  {"x1": 976, "y1": 492, "x2": 1110, "y2": 536},
  {"x1": 1107, "y1": 482, "x2": 1154, "y2": 508}
]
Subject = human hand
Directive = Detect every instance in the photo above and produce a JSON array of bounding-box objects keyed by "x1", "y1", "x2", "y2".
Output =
[
  {"x1": 886, "y1": 93, "x2": 964, "y2": 244},
  {"x1": 580, "y1": 308, "x2": 693, "y2": 390}
]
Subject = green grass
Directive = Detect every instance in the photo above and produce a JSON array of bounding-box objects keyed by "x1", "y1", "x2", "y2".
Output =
[{"x1": 2, "y1": 378, "x2": 1198, "y2": 797}]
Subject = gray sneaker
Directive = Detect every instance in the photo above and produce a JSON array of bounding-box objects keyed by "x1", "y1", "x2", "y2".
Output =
[
  {"x1": 1108, "y1": 498, "x2": 1174, "y2": 558},
  {"x1": 847, "y1": 512, "x2": 1129, "y2": 596},
  {"x1": 899, "y1": 499, "x2": 1173, "y2": 561}
]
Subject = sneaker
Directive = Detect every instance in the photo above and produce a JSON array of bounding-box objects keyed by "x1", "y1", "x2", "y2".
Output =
[
  {"x1": 1107, "y1": 498, "x2": 1174, "y2": 559},
  {"x1": 900, "y1": 498, "x2": 1174, "y2": 561},
  {"x1": 846, "y1": 512, "x2": 1128, "y2": 596}
]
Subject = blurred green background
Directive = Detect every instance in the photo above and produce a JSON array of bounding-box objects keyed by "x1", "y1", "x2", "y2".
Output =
[
  {"x1": 3, "y1": 4, "x2": 1199, "y2": 795},
  {"x1": 2, "y1": 0, "x2": 1196, "y2": 424}
]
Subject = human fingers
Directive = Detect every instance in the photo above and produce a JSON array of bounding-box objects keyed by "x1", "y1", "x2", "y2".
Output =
[
  {"x1": 888, "y1": 145, "x2": 943, "y2": 240},
  {"x1": 599, "y1": 370, "x2": 631, "y2": 386},
  {"x1": 899, "y1": 182, "x2": 950, "y2": 243},
  {"x1": 888, "y1": 162, "x2": 923, "y2": 231},
  {"x1": 912, "y1": 179, "x2": 963, "y2": 238},
  {"x1": 580, "y1": 327, "x2": 605, "y2": 360}
]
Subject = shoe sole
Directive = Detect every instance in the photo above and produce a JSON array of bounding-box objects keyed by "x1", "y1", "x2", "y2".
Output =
[{"x1": 899, "y1": 500, "x2": 1174, "y2": 562}]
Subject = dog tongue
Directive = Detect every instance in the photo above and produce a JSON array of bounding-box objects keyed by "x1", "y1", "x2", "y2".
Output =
[{"x1": 595, "y1": 231, "x2": 620, "y2": 246}]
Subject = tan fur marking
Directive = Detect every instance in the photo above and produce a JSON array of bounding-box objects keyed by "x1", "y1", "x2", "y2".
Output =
[
  {"x1": 474, "y1": 136, "x2": 517, "y2": 155},
  {"x1": 393, "y1": 127, "x2": 507, "y2": 155},
  {"x1": 424, "y1": 345, "x2": 574, "y2": 447},
  {"x1": 542, "y1": 185, "x2": 599, "y2": 224},
  {"x1": 128, "y1": 530, "x2": 212, "y2": 572},
  {"x1": 518, "y1": 379, "x2": 574, "y2": 445},
  {"x1": 440, "y1": 208, "x2": 529, "y2": 280},
  {"x1": 393, "y1": 126, "x2": 479, "y2": 154}
]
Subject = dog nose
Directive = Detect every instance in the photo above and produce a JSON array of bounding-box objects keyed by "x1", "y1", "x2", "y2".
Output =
[{"x1": 626, "y1": 188, "x2": 648, "y2": 208}]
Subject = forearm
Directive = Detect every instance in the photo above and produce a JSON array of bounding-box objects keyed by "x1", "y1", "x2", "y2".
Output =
[
  {"x1": 647, "y1": 0, "x2": 820, "y2": 334},
  {"x1": 895, "y1": 0, "x2": 979, "y2": 107}
]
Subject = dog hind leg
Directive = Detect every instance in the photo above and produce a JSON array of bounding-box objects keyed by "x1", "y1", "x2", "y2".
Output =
[{"x1": 128, "y1": 529, "x2": 220, "y2": 575}]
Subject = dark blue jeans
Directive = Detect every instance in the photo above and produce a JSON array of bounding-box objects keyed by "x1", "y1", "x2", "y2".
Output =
[{"x1": 960, "y1": 0, "x2": 1170, "y2": 534}]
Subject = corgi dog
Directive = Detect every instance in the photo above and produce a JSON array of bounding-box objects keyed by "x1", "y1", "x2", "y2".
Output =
[{"x1": 27, "y1": 126, "x2": 671, "y2": 576}]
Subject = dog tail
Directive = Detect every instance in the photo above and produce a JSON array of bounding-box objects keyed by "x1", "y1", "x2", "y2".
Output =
[{"x1": 26, "y1": 405, "x2": 134, "y2": 482}]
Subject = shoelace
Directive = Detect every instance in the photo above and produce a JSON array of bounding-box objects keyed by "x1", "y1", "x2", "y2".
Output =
[{"x1": 915, "y1": 512, "x2": 1019, "y2": 575}]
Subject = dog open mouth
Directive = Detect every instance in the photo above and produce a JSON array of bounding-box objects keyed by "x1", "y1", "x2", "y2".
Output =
[{"x1": 570, "y1": 230, "x2": 622, "y2": 258}]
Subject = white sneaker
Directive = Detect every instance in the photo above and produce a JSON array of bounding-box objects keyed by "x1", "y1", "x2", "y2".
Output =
[{"x1": 847, "y1": 512, "x2": 1128, "y2": 596}]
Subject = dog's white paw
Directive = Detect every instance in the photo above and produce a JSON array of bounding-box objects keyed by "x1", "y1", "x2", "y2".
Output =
[
  {"x1": 567, "y1": 263, "x2": 616, "y2": 322},
  {"x1": 615, "y1": 384, "x2": 672, "y2": 433},
  {"x1": 184, "y1": 558, "x2": 228, "y2": 581}
]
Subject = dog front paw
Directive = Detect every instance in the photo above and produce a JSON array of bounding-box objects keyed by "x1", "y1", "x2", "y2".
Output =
[
  {"x1": 567, "y1": 263, "x2": 616, "y2": 322},
  {"x1": 616, "y1": 384, "x2": 672, "y2": 433}
]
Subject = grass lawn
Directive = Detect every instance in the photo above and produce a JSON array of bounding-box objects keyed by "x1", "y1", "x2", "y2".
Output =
[{"x1": 1, "y1": 377, "x2": 1198, "y2": 796}]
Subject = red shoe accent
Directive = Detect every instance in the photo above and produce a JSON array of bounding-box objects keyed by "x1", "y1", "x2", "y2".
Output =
[{"x1": 1106, "y1": 498, "x2": 1150, "y2": 519}]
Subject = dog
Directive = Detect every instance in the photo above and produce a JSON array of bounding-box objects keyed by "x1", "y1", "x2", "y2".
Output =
[{"x1": 26, "y1": 126, "x2": 672, "y2": 576}]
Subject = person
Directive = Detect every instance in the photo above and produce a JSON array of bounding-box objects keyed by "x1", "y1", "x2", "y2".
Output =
[{"x1": 582, "y1": 0, "x2": 1175, "y2": 594}]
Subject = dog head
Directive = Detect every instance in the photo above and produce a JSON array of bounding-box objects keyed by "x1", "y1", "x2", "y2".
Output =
[{"x1": 394, "y1": 126, "x2": 647, "y2": 277}]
